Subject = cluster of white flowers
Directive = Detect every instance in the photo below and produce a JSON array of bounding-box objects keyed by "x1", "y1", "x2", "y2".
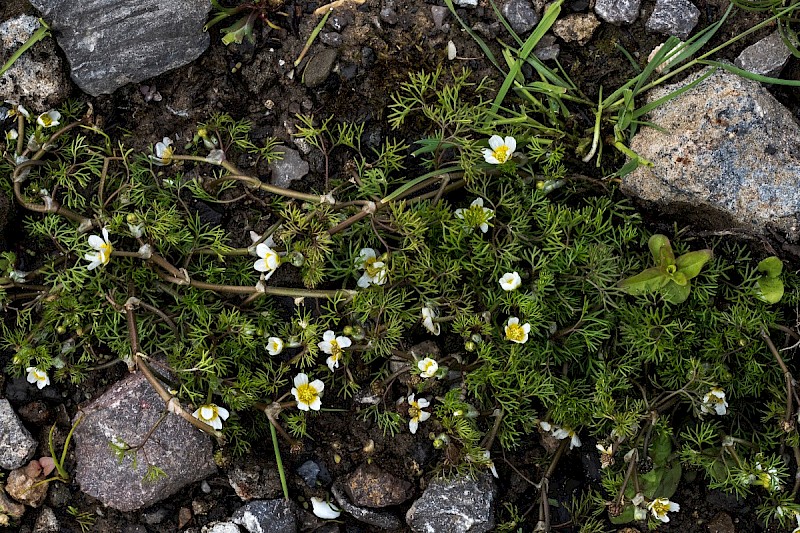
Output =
[
  {"x1": 540, "y1": 420, "x2": 581, "y2": 449},
  {"x1": 355, "y1": 248, "x2": 388, "y2": 288},
  {"x1": 318, "y1": 330, "x2": 352, "y2": 372},
  {"x1": 631, "y1": 493, "x2": 680, "y2": 523}
]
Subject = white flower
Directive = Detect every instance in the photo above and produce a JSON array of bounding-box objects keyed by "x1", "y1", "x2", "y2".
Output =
[
  {"x1": 421, "y1": 305, "x2": 440, "y2": 336},
  {"x1": 552, "y1": 426, "x2": 582, "y2": 449},
  {"x1": 504, "y1": 316, "x2": 531, "y2": 344},
  {"x1": 36, "y1": 110, "x2": 61, "y2": 128},
  {"x1": 292, "y1": 373, "x2": 324, "y2": 411},
  {"x1": 499, "y1": 271, "x2": 522, "y2": 291},
  {"x1": 150, "y1": 137, "x2": 174, "y2": 165},
  {"x1": 483, "y1": 450, "x2": 498, "y2": 478},
  {"x1": 753, "y1": 462, "x2": 781, "y2": 492},
  {"x1": 647, "y1": 497, "x2": 680, "y2": 523},
  {"x1": 539, "y1": 420, "x2": 552, "y2": 432},
  {"x1": 455, "y1": 198, "x2": 494, "y2": 233},
  {"x1": 407, "y1": 394, "x2": 431, "y2": 434},
  {"x1": 482, "y1": 135, "x2": 516, "y2": 164},
  {"x1": 310, "y1": 497, "x2": 341, "y2": 519},
  {"x1": 9, "y1": 270, "x2": 27, "y2": 283},
  {"x1": 26, "y1": 367, "x2": 50, "y2": 389},
  {"x1": 267, "y1": 337, "x2": 284, "y2": 356},
  {"x1": 700, "y1": 387, "x2": 728, "y2": 416},
  {"x1": 417, "y1": 357, "x2": 438, "y2": 378},
  {"x1": 318, "y1": 330, "x2": 352, "y2": 372},
  {"x1": 84, "y1": 228, "x2": 113, "y2": 270},
  {"x1": 254, "y1": 242, "x2": 281, "y2": 277},
  {"x1": 6, "y1": 103, "x2": 30, "y2": 119},
  {"x1": 356, "y1": 248, "x2": 388, "y2": 288},
  {"x1": 192, "y1": 403, "x2": 230, "y2": 430},
  {"x1": 5, "y1": 129, "x2": 18, "y2": 142}
]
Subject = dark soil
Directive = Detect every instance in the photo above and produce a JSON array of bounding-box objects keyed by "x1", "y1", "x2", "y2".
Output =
[{"x1": 1, "y1": 0, "x2": 799, "y2": 531}]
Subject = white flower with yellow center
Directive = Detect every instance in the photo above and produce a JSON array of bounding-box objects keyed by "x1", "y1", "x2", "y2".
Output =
[
  {"x1": 150, "y1": 137, "x2": 174, "y2": 166},
  {"x1": 421, "y1": 305, "x2": 440, "y2": 336},
  {"x1": 647, "y1": 497, "x2": 680, "y2": 523},
  {"x1": 6, "y1": 103, "x2": 30, "y2": 119},
  {"x1": 504, "y1": 317, "x2": 530, "y2": 344},
  {"x1": 292, "y1": 373, "x2": 324, "y2": 411},
  {"x1": 84, "y1": 228, "x2": 113, "y2": 270},
  {"x1": 26, "y1": 367, "x2": 50, "y2": 389},
  {"x1": 36, "y1": 110, "x2": 61, "y2": 128},
  {"x1": 417, "y1": 357, "x2": 438, "y2": 378},
  {"x1": 356, "y1": 248, "x2": 388, "y2": 288},
  {"x1": 5, "y1": 129, "x2": 18, "y2": 142},
  {"x1": 482, "y1": 135, "x2": 516, "y2": 164},
  {"x1": 267, "y1": 337, "x2": 284, "y2": 356},
  {"x1": 499, "y1": 271, "x2": 522, "y2": 291},
  {"x1": 700, "y1": 387, "x2": 728, "y2": 415},
  {"x1": 192, "y1": 403, "x2": 230, "y2": 430},
  {"x1": 407, "y1": 394, "x2": 431, "y2": 434},
  {"x1": 254, "y1": 242, "x2": 281, "y2": 278},
  {"x1": 455, "y1": 198, "x2": 494, "y2": 234},
  {"x1": 318, "y1": 330, "x2": 352, "y2": 372},
  {"x1": 752, "y1": 462, "x2": 781, "y2": 492},
  {"x1": 310, "y1": 497, "x2": 341, "y2": 519},
  {"x1": 552, "y1": 426, "x2": 582, "y2": 449}
]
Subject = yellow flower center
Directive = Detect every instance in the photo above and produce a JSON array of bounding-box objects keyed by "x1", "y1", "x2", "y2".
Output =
[
  {"x1": 422, "y1": 361, "x2": 435, "y2": 373},
  {"x1": 330, "y1": 340, "x2": 343, "y2": 360},
  {"x1": 100, "y1": 242, "x2": 113, "y2": 264},
  {"x1": 650, "y1": 500, "x2": 669, "y2": 517},
  {"x1": 296, "y1": 383, "x2": 318, "y2": 406},
  {"x1": 162, "y1": 145, "x2": 174, "y2": 164},
  {"x1": 408, "y1": 404, "x2": 421, "y2": 419},
  {"x1": 493, "y1": 145, "x2": 510, "y2": 163},
  {"x1": 40, "y1": 115, "x2": 53, "y2": 127},
  {"x1": 364, "y1": 257, "x2": 383, "y2": 277},
  {"x1": 506, "y1": 323, "x2": 526, "y2": 342}
]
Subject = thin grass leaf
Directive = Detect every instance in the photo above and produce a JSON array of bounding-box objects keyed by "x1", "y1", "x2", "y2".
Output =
[
  {"x1": 699, "y1": 60, "x2": 800, "y2": 85},
  {"x1": 631, "y1": 67, "x2": 717, "y2": 120},
  {"x1": 444, "y1": 0, "x2": 503, "y2": 72}
]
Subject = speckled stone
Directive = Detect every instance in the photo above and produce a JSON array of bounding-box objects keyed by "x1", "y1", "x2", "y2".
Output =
[{"x1": 624, "y1": 67, "x2": 800, "y2": 241}]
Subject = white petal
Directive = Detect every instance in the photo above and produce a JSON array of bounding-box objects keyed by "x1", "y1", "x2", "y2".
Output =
[
  {"x1": 507, "y1": 317, "x2": 519, "y2": 326},
  {"x1": 357, "y1": 272, "x2": 372, "y2": 288},
  {"x1": 311, "y1": 497, "x2": 341, "y2": 519},
  {"x1": 418, "y1": 411, "x2": 431, "y2": 422},
  {"x1": 488, "y1": 135, "x2": 504, "y2": 150},
  {"x1": 209, "y1": 417, "x2": 223, "y2": 430},
  {"x1": 337, "y1": 336, "x2": 352, "y2": 348},
  {"x1": 409, "y1": 418, "x2": 419, "y2": 434},
  {"x1": 310, "y1": 379, "x2": 325, "y2": 394},
  {"x1": 504, "y1": 136, "x2": 516, "y2": 153},
  {"x1": 216, "y1": 407, "x2": 230, "y2": 420},
  {"x1": 254, "y1": 259, "x2": 268, "y2": 272},
  {"x1": 318, "y1": 340, "x2": 333, "y2": 354},
  {"x1": 471, "y1": 198, "x2": 484, "y2": 207},
  {"x1": 416, "y1": 398, "x2": 430, "y2": 408},
  {"x1": 88, "y1": 235, "x2": 104, "y2": 249},
  {"x1": 294, "y1": 373, "x2": 309, "y2": 387},
  {"x1": 323, "y1": 330, "x2": 336, "y2": 342},
  {"x1": 309, "y1": 397, "x2": 322, "y2": 411},
  {"x1": 327, "y1": 355, "x2": 338, "y2": 372}
]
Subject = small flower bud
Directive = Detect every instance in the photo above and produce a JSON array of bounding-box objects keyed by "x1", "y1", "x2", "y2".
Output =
[
  {"x1": 465, "y1": 340, "x2": 476, "y2": 352},
  {"x1": 290, "y1": 251, "x2": 305, "y2": 267}
]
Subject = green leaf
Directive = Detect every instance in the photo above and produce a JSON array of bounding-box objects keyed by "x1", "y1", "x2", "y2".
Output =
[
  {"x1": 675, "y1": 249, "x2": 713, "y2": 279},
  {"x1": 657, "y1": 463, "x2": 682, "y2": 499},
  {"x1": 757, "y1": 256, "x2": 783, "y2": 278},
  {"x1": 640, "y1": 467, "x2": 665, "y2": 499},
  {"x1": 650, "y1": 432, "x2": 672, "y2": 465},
  {"x1": 756, "y1": 276, "x2": 784, "y2": 304},
  {"x1": 617, "y1": 267, "x2": 669, "y2": 295},
  {"x1": 669, "y1": 270, "x2": 688, "y2": 286},
  {"x1": 648, "y1": 234, "x2": 673, "y2": 265},
  {"x1": 662, "y1": 280, "x2": 691, "y2": 304}
]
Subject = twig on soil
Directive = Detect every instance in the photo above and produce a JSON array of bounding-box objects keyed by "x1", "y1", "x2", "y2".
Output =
[{"x1": 312, "y1": 0, "x2": 366, "y2": 16}]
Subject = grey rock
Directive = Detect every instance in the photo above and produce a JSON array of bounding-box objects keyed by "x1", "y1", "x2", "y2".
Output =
[
  {"x1": 0, "y1": 15, "x2": 69, "y2": 110},
  {"x1": 502, "y1": 0, "x2": 540, "y2": 34},
  {"x1": 73, "y1": 373, "x2": 217, "y2": 512},
  {"x1": 624, "y1": 67, "x2": 800, "y2": 241},
  {"x1": 735, "y1": 31, "x2": 792, "y2": 77},
  {"x1": 0, "y1": 398, "x2": 37, "y2": 470},
  {"x1": 331, "y1": 481, "x2": 401, "y2": 530},
  {"x1": 227, "y1": 459, "x2": 283, "y2": 501},
  {"x1": 203, "y1": 523, "x2": 241, "y2": 533},
  {"x1": 303, "y1": 48, "x2": 338, "y2": 88},
  {"x1": 594, "y1": 0, "x2": 640, "y2": 24},
  {"x1": 269, "y1": 147, "x2": 310, "y2": 189},
  {"x1": 533, "y1": 34, "x2": 560, "y2": 60},
  {"x1": 6, "y1": 460, "x2": 48, "y2": 507},
  {"x1": 327, "y1": 12, "x2": 352, "y2": 32},
  {"x1": 552, "y1": 13, "x2": 600, "y2": 45},
  {"x1": 27, "y1": 0, "x2": 211, "y2": 96},
  {"x1": 645, "y1": 0, "x2": 699, "y2": 39},
  {"x1": 232, "y1": 500, "x2": 298, "y2": 533},
  {"x1": 141, "y1": 506, "x2": 169, "y2": 525},
  {"x1": 320, "y1": 32, "x2": 343, "y2": 47},
  {"x1": 406, "y1": 475, "x2": 496, "y2": 533},
  {"x1": 345, "y1": 463, "x2": 413, "y2": 508},
  {"x1": 297, "y1": 460, "x2": 331, "y2": 488},
  {"x1": 454, "y1": 0, "x2": 478, "y2": 6},
  {"x1": 431, "y1": 6, "x2": 449, "y2": 29},
  {"x1": 380, "y1": 0, "x2": 398, "y2": 25},
  {"x1": 33, "y1": 507, "x2": 59, "y2": 533}
]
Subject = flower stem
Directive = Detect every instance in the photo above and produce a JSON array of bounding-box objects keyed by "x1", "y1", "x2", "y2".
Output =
[{"x1": 270, "y1": 423, "x2": 290, "y2": 500}]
